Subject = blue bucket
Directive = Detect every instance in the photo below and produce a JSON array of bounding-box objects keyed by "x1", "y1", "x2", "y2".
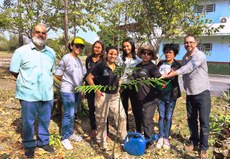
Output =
[{"x1": 123, "y1": 132, "x2": 158, "y2": 156}]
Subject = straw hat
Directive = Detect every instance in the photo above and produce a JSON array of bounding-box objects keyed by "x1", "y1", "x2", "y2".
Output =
[{"x1": 137, "y1": 45, "x2": 158, "y2": 60}]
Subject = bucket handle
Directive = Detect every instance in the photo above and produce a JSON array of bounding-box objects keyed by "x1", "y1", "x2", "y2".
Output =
[
  {"x1": 124, "y1": 132, "x2": 159, "y2": 144},
  {"x1": 124, "y1": 132, "x2": 145, "y2": 144}
]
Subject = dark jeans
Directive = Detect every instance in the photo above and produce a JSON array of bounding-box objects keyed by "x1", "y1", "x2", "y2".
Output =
[
  {"x1": 121, "y1": 88, "x2": 142, "y2": 132},
  {"x1": 158, "y1": 91, "x2": 176, "y2": 139},
  {"x1": 140, "y1": 98, "x2": 158, "y2": 143},
  {"x1": 186, "y1": 90, "x2": 211, "y2": 151},
  {"x1": 20, "y1": 100, "x2": 53, "y2": 148},
  {"x1": 86, "y1": 91, "x2": 96, "y2": 130}
]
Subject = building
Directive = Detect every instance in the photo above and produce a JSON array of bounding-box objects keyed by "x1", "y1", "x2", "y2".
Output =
[{"x1": 159, "y1": 0, "x2": 230, "y2": 63}]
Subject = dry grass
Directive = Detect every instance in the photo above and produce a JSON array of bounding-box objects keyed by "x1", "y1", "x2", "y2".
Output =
[{"x1": 0, "y1": 71, "x2": 229, "y2": 159}]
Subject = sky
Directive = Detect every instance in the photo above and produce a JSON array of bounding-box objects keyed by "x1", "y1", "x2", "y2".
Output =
[{"x1": 48, "y1": 28, "x2": 99, "y2": 44}]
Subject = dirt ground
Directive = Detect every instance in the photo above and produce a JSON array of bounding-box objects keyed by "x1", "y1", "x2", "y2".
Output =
[{"x1": 0, "y1": 55, "x2": 228, "y2": 158}]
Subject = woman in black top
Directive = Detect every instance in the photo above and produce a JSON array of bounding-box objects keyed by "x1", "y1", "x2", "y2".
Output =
[
  {"x1": 156, "y1": 43, "x2": 181, "y2": 150},
  {"x1": 85, "y1": 41, "x2": 104, "y2": 139},
  {"x1": 86, "y1": 46, "x2": 127, "y2": 151},
  {"x1": 133, "y1": 45, "x2": 161, "y2": 148}
]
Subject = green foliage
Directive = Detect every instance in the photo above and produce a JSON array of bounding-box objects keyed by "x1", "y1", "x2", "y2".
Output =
[
  {"x1": 209, "y1": 114, "x2": 230, "y2": 146},
  {"x1": 76, "y1": 77, "x2": 164, "y2": 94},
  {"x1": 49, "y1": 133, "x2": 61, "y2": 147},
  {"x1": 47, "y1": 37, "x2": 66, "y2": 60},
  {"x1": 97, "y1": 25, "x2": 126, "y2": 48},
  {"x1": 0, "y1": 34, "x2": 20, "y2": 51},
  {"x1": 47, "y1": 36, "x2": 92, "y2": 60},
  {"x1": 0, "y1": 0, "x2": 109, "y2": 41},
  {"x1": 0, "y1": 36, "x2": 9, "y2": 51},
  {"x1": 100, "y1": 0, "x2": 222, "y2": 53},
  {"x1": 210, "y1": 114, "x2": 230, "y2": 134},
  {"x1": 209, "y1": 90, "x2": 230, "y2": 146},
  {"x1": 208, "y1": 63, "x2": 230, "y2": 75}
]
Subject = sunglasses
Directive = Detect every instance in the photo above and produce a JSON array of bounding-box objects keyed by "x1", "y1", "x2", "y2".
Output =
[
  {"x1": 35, "y1": 31, "x2": 47, "y2": 35},
  {"x1": 74, "y1": 44, "x2": 84, "y2": 49},
  {"x1": 142, "y1": 52, "x2": 152, "y2": 56}
]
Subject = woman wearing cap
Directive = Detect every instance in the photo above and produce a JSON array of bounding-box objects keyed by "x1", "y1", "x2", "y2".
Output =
[
  {"x1": 85, "y1": 41, "x2": 105, "y2": 139},
  {"x1": 156, "y1": 43, "x2": 181, "y2": 150},
  {"x1": 133, "y1": 45, "x2": 161, "y2": 148},
  {"x1": 55, "y1": 37, "x2": 86, "y2": 150},
  {"x1": 119, "y1": 37, "x2": 142, "y2": 133},
  {"x1": 86, "y1": 46, "x2": 127, "y2": 151}
]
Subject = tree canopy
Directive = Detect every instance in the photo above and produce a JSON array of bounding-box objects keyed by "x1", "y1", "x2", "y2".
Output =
[
  {"x1": 98, "y1": 0, "x2": 222, "y2": 52},
  {"x1": 0, "y1": 0, "x2": 223, "y2": 51}
]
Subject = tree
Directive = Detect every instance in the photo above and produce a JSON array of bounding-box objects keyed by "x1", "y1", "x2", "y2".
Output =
[
  {"x1": 64, "y1": 0, "x2": 69, "y2": 51},
  {"x1": 0, "y1": 0, "x2": 108, "y2": 46},
  {"x1": 99, "y1": 0, "x2": 223, "y2": 52},
  {"x1": 97, "y1": 25, "x2": 125, "y2": 49}
]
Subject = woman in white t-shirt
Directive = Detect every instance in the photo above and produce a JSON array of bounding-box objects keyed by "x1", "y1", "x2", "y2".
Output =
[
  {"x1": 119, "y1": 37, "x2": 142, "y2": 133},
  {"x1": 55, "y1": 38, "x2": 86, "y2": 150}
]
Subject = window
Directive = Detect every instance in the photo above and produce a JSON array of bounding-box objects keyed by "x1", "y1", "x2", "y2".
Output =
[
  {"x1": 196, "y1": 5, "x2": 204, "y2": 13},
  {"x1": 196, "y1": 4, "x2": 215, "y2": 13},
  {"x1": 206, "y1": 4, "x2": 215, "y2": 12},
  {"x1": 197, "y1": 43, "x2": 212, "y2": 52}
]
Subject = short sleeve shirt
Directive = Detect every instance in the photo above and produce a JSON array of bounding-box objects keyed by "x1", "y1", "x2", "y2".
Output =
[
  {"x1": 85, "y1": 55, "x2": 103, "y2": 85},
  {"x1": 9, "y1": 42, "x2": 56, "y2": 101},
  {"x1": 91, "y1": 61, "x2": 119, "y2": 94},
  {"x1": 55, "y1": 53, "x2": 86, "y2": 93},
  {"x1": 121, "y1": 56, "x2": 142, "y2": 83}
]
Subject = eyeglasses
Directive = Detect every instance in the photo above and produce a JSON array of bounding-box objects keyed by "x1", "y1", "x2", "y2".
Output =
[
  {"x1": 74, "y1": 44, "x2": 84, "y2": 49},
  {"x1": 184, "y1": 41, "x2": 196, "y2": 44},
  {"x1": 142, "y1": 52, "x2": 152, "y2": 56},
  {"x1": 35, "y1": 31, "x2": 47, "y2": 35}
]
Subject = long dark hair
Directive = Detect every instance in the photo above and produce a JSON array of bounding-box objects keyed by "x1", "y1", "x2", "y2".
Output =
[
  {"x1": 91, "y1": 40, "x2": 105, "y2": 58},
  {"x1": 122, "y1": 37, "x2": 136, "y2": 61},
  {"x1": 68, "y1": 39, "x2": 75, "y2": 52}
]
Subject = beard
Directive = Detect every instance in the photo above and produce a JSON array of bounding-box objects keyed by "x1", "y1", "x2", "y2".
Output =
[{"x1": 32, "y1": 36, "x2": 46, "y2": 47}]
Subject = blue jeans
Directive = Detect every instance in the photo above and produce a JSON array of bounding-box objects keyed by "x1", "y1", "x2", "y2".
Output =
[
  {"x1": 158, "y1": 94, "x2": 176, "y2": 139},
  {"x1": 186, "y1": 90, "x2": 211, "y2": 151},
  {"x1": 20, "y1": 100, "x2": 53, "y2": 148},
  {"x1": 61, "y1": 92, "x2": 80, "y2": 140}
]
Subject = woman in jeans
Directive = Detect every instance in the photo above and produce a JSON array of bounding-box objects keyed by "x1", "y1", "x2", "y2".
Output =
[
  {"x1": 156, "y1": 43, "x2": 181, "y2": 150},
  {"x1": 55, "y1": 37, "x2": 86, "y2": 150}
]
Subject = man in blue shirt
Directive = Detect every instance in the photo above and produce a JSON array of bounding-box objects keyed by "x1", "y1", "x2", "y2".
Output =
[{"x1": 10, "y1": 24, "x2": 56, "y2": 158}]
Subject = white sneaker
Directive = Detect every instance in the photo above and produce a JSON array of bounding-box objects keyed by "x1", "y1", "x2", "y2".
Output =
[
  {"x1": 68, "y1": 134, "x2": 83, "y2": 142},
  {"x1": 61, "y1": 139, "x2": 73, "y2": 150},
  {"x1": 163, "y1": 138, "x2": 171, "y2": 150},
  {"x1": 156, "y1": 138, "x2": 164, "y2": 149}
]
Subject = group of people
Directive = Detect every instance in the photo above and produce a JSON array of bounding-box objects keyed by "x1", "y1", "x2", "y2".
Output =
[{"x1": 9, "y1": 23, "x2": 211, "y2": 159}]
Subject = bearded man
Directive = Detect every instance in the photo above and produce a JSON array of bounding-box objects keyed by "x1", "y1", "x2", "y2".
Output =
[{"x1": 10, "y1": 24, "x2": 56, "y2": 158}]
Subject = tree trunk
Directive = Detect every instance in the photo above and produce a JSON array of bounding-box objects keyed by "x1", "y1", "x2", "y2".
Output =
[
  {"x1": 18, "y1": 0, "x2": 23, "y2": 46},
  {"x1": 64, "y1": 0, "x2": 69, "y2": 51}
]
